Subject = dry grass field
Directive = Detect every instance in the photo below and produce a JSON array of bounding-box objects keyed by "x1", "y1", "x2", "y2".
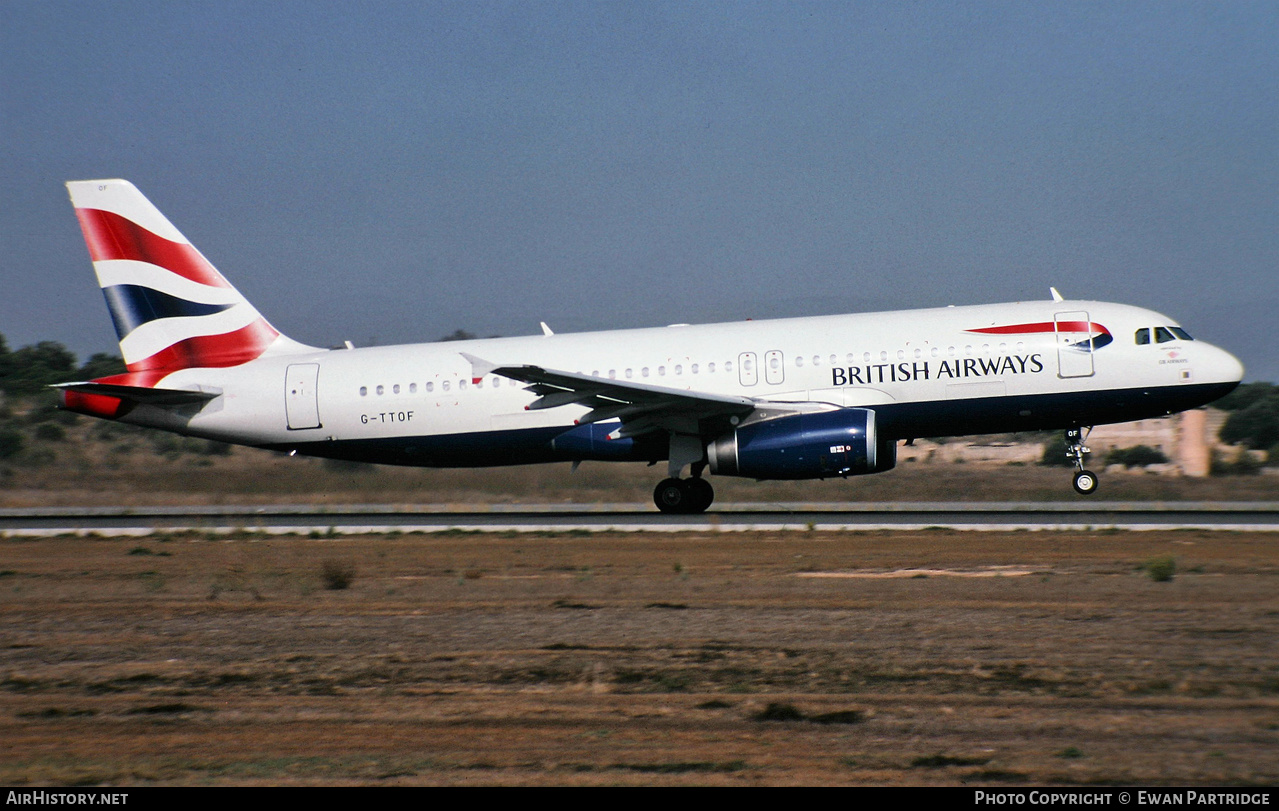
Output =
[
  {"x1": 1, "y1": 527, "x2": 1276, "y2": 786},
  {"x1": 3, "y1": 427, "x2": 1279, "y2": 507}
]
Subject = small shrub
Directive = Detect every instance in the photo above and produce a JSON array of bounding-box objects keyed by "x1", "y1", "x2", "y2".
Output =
[
  {"x1": 754, "y1": 702, "x2": 805, "y2": 722},
  {"x1": 0, "y1": 428, "x2": 23, "y2": 459},
  {"x1": 1106, "y1": 445, "x2": 1168, "y2": 468},
  {"x1": 911, "y1": 754, "x2": 990, "y2": 768},
  {"x1": 1040, "y1": 436, "x2": 1072, "y2": 466},
  {"x1": 1211, "y1": 450, "x2": 1264, "y2": 476},
  {"x1": 321, "y1": 560, "x2": 356, "y2": 590},
  {"x1": 1146, "y1": 555, "x2": 1176, "y2": 582},
  {"x1": 34, "y1": 423, "x2": 65, "y2": 442}
]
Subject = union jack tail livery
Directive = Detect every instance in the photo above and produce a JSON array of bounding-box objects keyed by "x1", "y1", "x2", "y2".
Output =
[
  {"x1": 66, "y1": 180, "x2": 311, "y2": 386},
  {"x1": 59, "y1": 180, "x2": 316, "y2": 419}
]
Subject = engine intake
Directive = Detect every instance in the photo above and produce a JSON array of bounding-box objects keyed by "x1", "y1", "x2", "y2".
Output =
[{"x1": 707, "y1": 408, "x2": 896, "y2": 480}]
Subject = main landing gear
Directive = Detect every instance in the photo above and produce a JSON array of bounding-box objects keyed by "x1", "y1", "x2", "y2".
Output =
[
  {"x1": 653, "y1": 432, "x2": 715, "y2": 515},
  {"x1": 653, "y1": 475, "x2": 714, "y2": 515},
  {"x1": 1065, "y1": 427, "x2": 1099, "y2": 496}
]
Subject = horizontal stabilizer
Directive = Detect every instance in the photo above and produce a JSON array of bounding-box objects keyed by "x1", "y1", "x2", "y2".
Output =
[{"x1": 53, "y1": 381, "x2": 219, "y2": 407}]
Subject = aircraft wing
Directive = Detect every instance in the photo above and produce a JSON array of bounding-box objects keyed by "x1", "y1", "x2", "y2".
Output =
[{"x1": 461, "y1": 353, "x2": 755, "y2": 439}]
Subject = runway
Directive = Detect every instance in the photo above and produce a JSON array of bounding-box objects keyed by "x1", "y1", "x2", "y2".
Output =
[{"x1": 3, "y1": 501, "x2": 1278, "y2": 535}]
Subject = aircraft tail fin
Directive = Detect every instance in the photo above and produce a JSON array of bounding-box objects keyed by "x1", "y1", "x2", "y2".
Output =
[{"x1": 66, "y1": 179, "x2": 315, "y2": 387}]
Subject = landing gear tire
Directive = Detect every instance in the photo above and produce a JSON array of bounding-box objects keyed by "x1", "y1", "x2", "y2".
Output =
[
  {"x1": 653, "y1": 477, "x2": 714, "y2": 515},
  {"x1": 685, "y1": 477, "x2": 714, "y2": 514},
  {"x1": 1072, "y1": 470, "x2": 1099, "y2": 496},
  {"x1": 654, "y1": 478, "x2": 689, "y2": 514}
]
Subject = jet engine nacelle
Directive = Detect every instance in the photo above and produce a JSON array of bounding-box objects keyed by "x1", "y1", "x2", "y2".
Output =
[{"x1": 707, "y1": 408, "x2": 896, "y2": 480}]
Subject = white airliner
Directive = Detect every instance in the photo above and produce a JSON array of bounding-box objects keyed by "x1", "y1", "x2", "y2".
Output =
[{"x1": 57, "y1": 179, "x2": 1245, "y2": 513}]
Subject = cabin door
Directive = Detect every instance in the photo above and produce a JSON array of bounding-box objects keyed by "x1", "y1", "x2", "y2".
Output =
[
  {"x1": 285, "y1": 363, "x2": 322, "y2": 430},
  {"x1": 1054, "y1": 311, "x2": 1096, "y2": 378}
]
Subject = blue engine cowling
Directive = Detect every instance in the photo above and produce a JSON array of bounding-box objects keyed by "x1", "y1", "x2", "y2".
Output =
[{"x1": 707, "y1": 408, "x2": 896, "y2": 480}]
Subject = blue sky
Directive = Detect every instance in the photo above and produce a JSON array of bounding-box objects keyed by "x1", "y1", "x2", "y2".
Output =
[{"x1": 3, "y1": 1, "x2": 1276, "y2": 378}]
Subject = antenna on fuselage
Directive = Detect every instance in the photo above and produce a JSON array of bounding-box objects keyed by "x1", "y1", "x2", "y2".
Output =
[{"x1": 1050, "y1": 287, "x2": 1065, "y2": 302}]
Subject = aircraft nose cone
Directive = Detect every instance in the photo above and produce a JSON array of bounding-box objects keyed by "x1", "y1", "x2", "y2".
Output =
[{"x1": 1214, "y1": 345, "x2": 1245, "y2": 385}]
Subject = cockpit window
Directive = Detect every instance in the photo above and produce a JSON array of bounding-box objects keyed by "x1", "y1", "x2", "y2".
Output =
[
  {"x1": 1154, "y1": 327, "x2": 1176, "y2": 343},
  {"x1": 1134, "y1": 328, "x2": 1150, "y2": 345},
  {"x1": 1169, "y1": 327, "x2": 1193, "y2": 341}
]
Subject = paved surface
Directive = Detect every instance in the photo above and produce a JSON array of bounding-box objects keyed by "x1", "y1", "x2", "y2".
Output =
[{"x1": 3, "y1": 502, "x2": 1278, "y2": 535}]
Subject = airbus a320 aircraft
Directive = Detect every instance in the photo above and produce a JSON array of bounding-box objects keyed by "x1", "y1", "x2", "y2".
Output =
[{"x1": 57, "y1": 180, "x2": 1244, "y2": 513}]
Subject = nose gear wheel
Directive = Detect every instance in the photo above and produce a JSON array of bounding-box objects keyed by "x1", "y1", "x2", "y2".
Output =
[{"x1": 1064, "y1": 427, "x2": 1098, "y2": 496}]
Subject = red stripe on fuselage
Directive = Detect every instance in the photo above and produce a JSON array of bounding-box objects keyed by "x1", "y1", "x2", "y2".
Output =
[
  {"x1": 968, "y1": 321, "x2": 1111, "y2": 336},
  {"x1": 74, "y1": 208, "x2": 230, "y2": 288},
  {"x1": 125, "y1": 318, "x2": 278, "y2": 372}
]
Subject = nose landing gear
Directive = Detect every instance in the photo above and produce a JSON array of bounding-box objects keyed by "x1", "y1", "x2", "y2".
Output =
[{"x1": 1065, "y1": 427, "x2": 1098, "y2": 495}]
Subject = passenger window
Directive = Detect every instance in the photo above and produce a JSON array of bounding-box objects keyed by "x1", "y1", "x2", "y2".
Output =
[
  {"x1": 1135, "y1": 329, "x2": 1150, "y2": 345},
  {"x1": 1154, "y1": 327, "x2": 1175, "y2": 343}
]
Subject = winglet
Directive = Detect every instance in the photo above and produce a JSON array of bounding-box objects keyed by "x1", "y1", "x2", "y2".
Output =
[{"x1": 459, "y1": 352, "x2": 498, "y2": 384}]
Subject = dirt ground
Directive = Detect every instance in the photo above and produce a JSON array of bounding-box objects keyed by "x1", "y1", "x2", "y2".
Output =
[{"x1": 1, "y1": 528, "x2": 1275, "y2": 786}]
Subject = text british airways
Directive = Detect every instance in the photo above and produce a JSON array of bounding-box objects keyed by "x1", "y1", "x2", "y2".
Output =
[{"x1": 831, "y1": 354, "x2": 1046, "y2": 386}]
